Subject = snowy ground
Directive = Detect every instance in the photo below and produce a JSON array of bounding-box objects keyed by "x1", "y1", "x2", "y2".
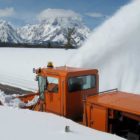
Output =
[{"x1": 0, "y1": 105, "x2": 124, "y2": 140}]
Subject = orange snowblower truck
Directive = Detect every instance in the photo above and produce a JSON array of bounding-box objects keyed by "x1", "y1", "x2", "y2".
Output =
[
  {"x1": 19, "y1": 64, "x2": 140, "y2": 139},
  {"x1": 33, "y1": 64, "x2": 99, "y2": 120}
]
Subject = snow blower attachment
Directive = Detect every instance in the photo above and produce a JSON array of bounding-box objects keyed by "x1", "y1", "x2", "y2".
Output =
[{"x1": 5, "y1": 63, "x2": 140, "y2": 139}]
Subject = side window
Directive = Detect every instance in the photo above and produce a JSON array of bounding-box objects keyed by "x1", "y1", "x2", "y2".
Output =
[
  {"x1": 47, "y1": 76, "x2": 59, "y2": 93},
  {"x1": 82, "y1": 75, "x2": 96, "y2": 89},
  {"x1": 68, "y1": 75, "x2": 96, "y2": 92}
]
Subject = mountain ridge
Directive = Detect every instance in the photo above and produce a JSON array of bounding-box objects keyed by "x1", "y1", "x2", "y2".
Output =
[
  {"x1": 0, "y1": 20, "x2": 23, "y2": 43},
  {"x1": 0, "y1": 18, "x2": 91, "y2": 47}
]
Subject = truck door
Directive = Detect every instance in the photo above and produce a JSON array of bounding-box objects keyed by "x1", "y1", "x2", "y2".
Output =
[
  {"x1": 45, "y1": 76, "x2": 61, "y2": 115},
  {"x1": 90, "y1": 105, "x2": 108, "y2": 132},
  {"x1": 67, "y1": 75, "x2": 97, "y2": 120}
]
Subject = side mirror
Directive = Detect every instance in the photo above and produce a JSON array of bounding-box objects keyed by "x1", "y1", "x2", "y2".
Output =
[
  {"x1": 35, "y1": 75, "x2": 39, "y2": 81},
  {"x1": 33, "y1": 68, "x2": 36, "y2": 73}
]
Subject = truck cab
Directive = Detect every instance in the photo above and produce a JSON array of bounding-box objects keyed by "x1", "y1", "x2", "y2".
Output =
[{"x1": 36, "y1": 65, "x2": 99, "y2": 120}]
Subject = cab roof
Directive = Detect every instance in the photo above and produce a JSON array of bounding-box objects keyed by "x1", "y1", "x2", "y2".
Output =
[
  {"x1": 54, "y1": 66, "x2": 97, "y2": 72},
  {"x1": 46, "y1": 66, "x2": 97, "y2": 72},
  {"x1": 39, "y1": 66, "x2": 98, "y2": 76}
]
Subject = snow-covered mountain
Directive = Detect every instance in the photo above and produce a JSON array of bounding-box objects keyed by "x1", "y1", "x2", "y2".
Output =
[
  {"x1": 0, "y1": 18, "x2": 90, "y2": 47},
  {"x1": 0, "y1": 20, "x2": 22, "y2": 43},
  {"x1": 17, "y1": 17, "x2": 91, "y2": 47}
]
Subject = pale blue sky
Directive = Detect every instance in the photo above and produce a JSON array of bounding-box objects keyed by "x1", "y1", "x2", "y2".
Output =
[{"x1": 0, "y1": 0, "x2": 130, "y2": 28}]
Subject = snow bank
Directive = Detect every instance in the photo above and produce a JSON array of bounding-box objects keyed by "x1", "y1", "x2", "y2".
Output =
[
  {"x1": 0, "y1": 48, "x2": 76, "y2": 91},
  {"x1": 0, "y1": 106, "x2": 124, "y2": 140},
  {"x1": 69, "y1": 0, "x2": 140, "y2": 94}
]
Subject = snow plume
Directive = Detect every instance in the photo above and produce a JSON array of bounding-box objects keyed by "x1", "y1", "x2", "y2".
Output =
[{"x1": 69, "y1": 0, "x2": 140, "y2": 93}]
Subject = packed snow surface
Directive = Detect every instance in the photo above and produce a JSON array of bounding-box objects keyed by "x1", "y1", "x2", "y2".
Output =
[
  {"x1": 0, "y1": 105, "x2": 124, "y2": 140},
  {"x1": 69, "y1": 0, "x2": 140, "y2": 94}
]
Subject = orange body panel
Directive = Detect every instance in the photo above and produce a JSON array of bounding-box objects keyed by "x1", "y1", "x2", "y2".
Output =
[
  {"x1": 90, "y1": 105, "x2": 108, "y2": 131},
  {"x1": 44, "y1": 75, "x2": 62, "y2": 115},
  {"x1": 85, "y1": 91, "x2": 140, "y2": 132},
  {"x1": 18, "y1": 93, "x2": 38, "y2": 103},
  {"x1": 85, "y1": 103, "x2": 108, "y2": 132},
  {"x1": 86, "y1": 91, "x2": 140, "y2": 115}
]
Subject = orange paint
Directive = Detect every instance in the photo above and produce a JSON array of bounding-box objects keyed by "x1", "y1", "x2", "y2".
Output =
[{"x1": 85, "y1": 91, "x2": 140, "y2": 132}]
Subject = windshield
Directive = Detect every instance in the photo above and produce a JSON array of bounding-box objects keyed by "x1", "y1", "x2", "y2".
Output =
[
  {"x1": 68, "y1": 75, "x2": 96, "y2": 92},
  {"x1": 38, "y1": 76, "x2": 47, "y2": 100}
]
